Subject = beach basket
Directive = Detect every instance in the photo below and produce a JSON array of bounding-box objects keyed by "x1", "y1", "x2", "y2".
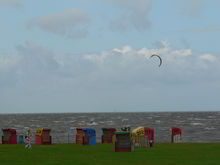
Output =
[
  {"x1": 19, "y1": 135, "x2": 24, "y2": 144},
  {"x1": 115, "y1": 132, "x2": 133, "y2": 152}
]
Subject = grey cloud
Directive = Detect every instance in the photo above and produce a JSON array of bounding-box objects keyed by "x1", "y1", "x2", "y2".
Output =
[
  {"x1": 179, "y1": 0, "x2": 219, "y2": 18},
  {"x1": 16, "y1": 41, "x2": 59, "y2": 72},
  {"x1": 27, "y1": 8, "x2": 90, "y2": 38},
  {"x1": 0, "y1": 42, "x2": 60, "y2": 88},
  {"x1": 187, "y1": 0, "x2": 205, "y2": 18},
  {"x1": 14, "y1": 41, "x2": 98, "y2": 86},
  {"x1": 0, "y1": 0, "x2": 21, "y2": 7},
  {"x1": 1, "y1": 40, "x2": 220, "y2": 89},
  {"x1": 69, "y1": 0, "x2": 152, "y2": 32},
  {"x1": 0, "y1": 41, "x2": 97, "y2": 87},
  {"x1": 1, "y1": 41, "x2": 220, "y2": 112},
  {"x1": 176, "y1": 26, "x2": 220, "y2": 33},
  {"x1": 110, "y1": 0, "x2": 152, "y2": 31},
  {"x1": 0, "y1": 69, "x2": 18, "y2": 87},
  {"x1": 0, "y1": 54, "x2": 20, "y2": 87}
]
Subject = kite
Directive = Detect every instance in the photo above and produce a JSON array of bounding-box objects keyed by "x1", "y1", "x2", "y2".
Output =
[{"x1": 150, "y1": 54, "x2": 162, "y2": 67}]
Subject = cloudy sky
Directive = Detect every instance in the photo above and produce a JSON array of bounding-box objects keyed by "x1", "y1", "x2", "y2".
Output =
[{"x1": 0, "y1": 0, "x2": 220, "y2": 113}]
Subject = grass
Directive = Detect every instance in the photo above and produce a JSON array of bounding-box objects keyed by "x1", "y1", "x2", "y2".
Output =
[{"x1": 0, "y1": 143, "x2": 220, "y2": 165}]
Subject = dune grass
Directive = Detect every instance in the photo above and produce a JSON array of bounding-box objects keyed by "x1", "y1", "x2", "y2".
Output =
[{"x1": 0, "y1": 143, "x2": 220, "y2": 165}]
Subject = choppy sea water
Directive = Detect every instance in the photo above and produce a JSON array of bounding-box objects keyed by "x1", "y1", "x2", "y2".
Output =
[{"x1": 0, "y1": 111, "x2": 220, "y2": 143}]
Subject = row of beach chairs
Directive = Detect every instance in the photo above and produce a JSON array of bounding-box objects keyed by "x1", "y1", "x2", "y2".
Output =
[{"x1": 1, "y1": 127, "x2": 182, "y2": 148}]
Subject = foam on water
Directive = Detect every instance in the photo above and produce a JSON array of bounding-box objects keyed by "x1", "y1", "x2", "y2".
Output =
[
  {"x1": 190, "y1": 123, "x2": 204, "y2": 126},
  {"x1": 87, "y1": 122, "x2": 98, "y2": 126}
]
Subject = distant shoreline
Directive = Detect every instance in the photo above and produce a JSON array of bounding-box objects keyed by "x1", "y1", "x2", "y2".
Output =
[{"x1": 0, "y1": 110, "x2": 220, "y2": 115}]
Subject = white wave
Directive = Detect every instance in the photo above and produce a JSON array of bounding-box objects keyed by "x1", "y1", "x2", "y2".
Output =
[
  {"x1": 30, "y1": 120, "x2": 39, "y2": 122},
  {"x1": 190, "y1": 122, "x2": 204, "y2": 126},
  {"x1": 204, "y1": 127, "x2": 215, "y2": 130},
  {"x1": 53, "y1": 121, "x2": 62, "y2": 123},
  {"x1": 122, "y1": 118, "x2": 129, "y2": 122},
  {"x1": 87, "y1": 122, "x2": 98, "y2": 126}
]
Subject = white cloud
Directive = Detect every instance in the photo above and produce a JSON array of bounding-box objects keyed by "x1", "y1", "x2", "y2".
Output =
[
  {"x1": 199, "y1": 54, "x2": 217, "y2": 62},
  {"x1": 83, "y1": 53, "x2": 105, "y2": 64},
  {"x1": 171, "y1": 49, "x2": 192, "y2": 57},
  {"x1": 27, "y1": 8, "x2": 90, "y2": 38},
  {"x1": 113, "y1": 45, "x2": 133, "y2": 54},
  {"x1": 179, "y1": 0, "x2": 205, "y2": 18},
  {"x1": 0, "y1": 0, "x2": 21, "y2": 7},
  {"x1": 1, "y1": 40, "x2": 219, "y2": 89},
  {"x1": 0, "y1": 54, "x2": 19, "y2": 68},
  {"x1": 110, "y1": 0, "x2": 152, "y2": 31},
  {"x1": 82, "y1": 41, "x2": 220, "y2": 86},
  {"x1": 1, "y1": 40, "x2": 220, "y2": 112}
]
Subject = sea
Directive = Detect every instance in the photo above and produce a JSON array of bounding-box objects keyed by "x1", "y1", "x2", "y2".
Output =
[{"x1": 0, "y1": 111, "x2": 220, "y2": 143}]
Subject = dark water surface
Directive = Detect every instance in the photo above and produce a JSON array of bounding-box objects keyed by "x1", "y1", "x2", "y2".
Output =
[{"x1": 0, "y1": 111, "x2": 220, "y2": 143}]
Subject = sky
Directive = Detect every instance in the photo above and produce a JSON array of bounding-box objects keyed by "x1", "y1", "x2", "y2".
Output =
[{"x1": 0, "y1": 0, "x2": 220, "y2": 113}]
